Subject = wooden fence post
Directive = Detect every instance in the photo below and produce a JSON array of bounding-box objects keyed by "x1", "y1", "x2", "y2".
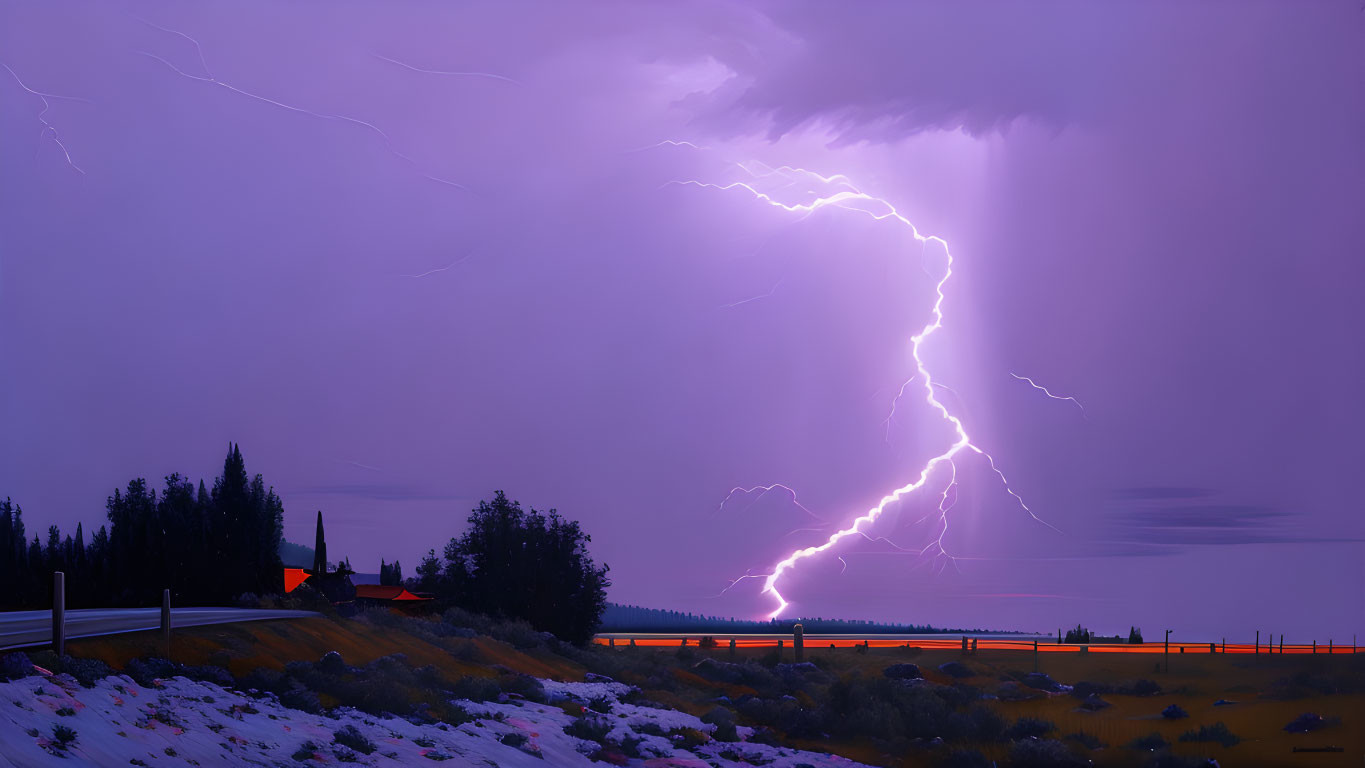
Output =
[
  {"x1": 161, "y1": 589, "x2": 171, "y2": 659},
  {"x1": 1033, "y1": 640, "x2": 1038, "y2": 672},
  {"x1": 729, "y1": 637, "x2": 736, "y2": 657},
  {"x1": 51, "y1": 572, "x2": 65, "y2": 657},
  {"x1": 608, "y1": 637, "x2": 615, "y2": 649},
  {"x1": 1279, "y1": 634, "x2": 1283, "y2": 654},
  {"x1": 1255, "y1": 630, "x2": 1259, "y2": 655},
  {"x1": 793, "y1": 624, "x2": 804, "y2": 663}
]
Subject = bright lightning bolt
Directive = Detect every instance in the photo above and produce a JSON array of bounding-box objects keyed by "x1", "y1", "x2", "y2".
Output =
[
  {"x1": 1010, "y1": 372, "x2": 1088, "y2": 418},
  {"x1": 135, "y1": 19, "x2": 468, "y2": 191},
  {"x1": 669, "y1": 157, "x2": 1061, "y2": 620},
  {"x1": 1, "y1": 62, "x2": 89, "y2": 174}
]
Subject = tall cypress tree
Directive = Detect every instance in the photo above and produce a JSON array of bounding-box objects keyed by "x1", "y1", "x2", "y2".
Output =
[{"x1": 313, "y1": 510, "x2": 327, "y2": 575}]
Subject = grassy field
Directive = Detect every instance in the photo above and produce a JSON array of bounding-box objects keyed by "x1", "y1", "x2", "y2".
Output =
[{"x1": 52, "y1": 614, "x2": 1365, "y2": 767}]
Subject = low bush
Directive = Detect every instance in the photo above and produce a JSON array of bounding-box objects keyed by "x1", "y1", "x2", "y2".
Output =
[
  {"x1": 1005, "y1": 717, "x2": 1054, "y2": 740},
  {"x1": 1179, "y1": 721, "x2": 1240, "y2": 747},
  {"x1": 333, "y1": 725, "x2": 376, "y2": 755},
  {"x1": 51, "y1": 724, "x2": 78, "y2": 748},
  {"x1": 939, "y1": 749, "x2": 993, "y2": 768},
  {"x1": 1129, "y1": 732, "x2": 1169, "y2": 751},
  {"x1": 1008, "y1": 738, "x2": 1089, "y2": 768},
  {"x1": 1066, "y1": 730, "x2": 1104, "y2": 750},
  {"x1": 1283, "y1": 712, "x2": 1340, "y2": 733},
  {"x1": 0, "y1": 652, "x2": 32, "y2": 681},
  {"x1": 564, "y1": 714, "x2": 612, "y2": 744}
]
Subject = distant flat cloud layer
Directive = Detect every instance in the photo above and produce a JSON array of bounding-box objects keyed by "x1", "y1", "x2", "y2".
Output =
[{"x1": 1102, "y1": 486, "x2": 1361, "y2": 556}]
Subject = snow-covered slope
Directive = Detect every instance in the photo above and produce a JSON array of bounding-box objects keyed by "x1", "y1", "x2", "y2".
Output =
[{"x1": 0, "y1": 670, "x2": 871, "y2": 767}]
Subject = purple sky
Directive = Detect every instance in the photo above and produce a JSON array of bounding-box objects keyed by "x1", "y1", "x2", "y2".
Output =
[{"x1": 2, "y1": 1, "x2": 1362, "y2": 639}]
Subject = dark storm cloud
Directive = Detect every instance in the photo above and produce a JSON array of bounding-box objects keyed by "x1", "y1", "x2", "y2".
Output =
[{"x1": 702, "y1": 1, "x2": 1363, "y2": 143}]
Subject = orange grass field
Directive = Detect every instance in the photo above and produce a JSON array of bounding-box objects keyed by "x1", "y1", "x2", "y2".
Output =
[{"x1": 56, "y1": 618, "x2": 1365, "y2": 767}]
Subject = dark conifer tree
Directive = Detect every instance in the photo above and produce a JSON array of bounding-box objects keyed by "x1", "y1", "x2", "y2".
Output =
[{"x1": 313, "y1": 511, "x2": 327, "y2": 575}]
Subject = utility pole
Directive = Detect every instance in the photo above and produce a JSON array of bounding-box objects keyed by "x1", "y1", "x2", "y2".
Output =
[
  {"x1": 1164, "y1": 629, "x2": 1172, "y2": 673},
  {"x1": 1255, "y1": 630, "x2": 1260, "y2": 655}
]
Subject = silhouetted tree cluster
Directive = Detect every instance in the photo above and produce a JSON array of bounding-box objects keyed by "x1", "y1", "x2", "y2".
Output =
[
  {"x1": 0, "y1": 444, "x2": 284, "y2": 609},
  {"x1": 419, "y1": 491, "x2": 609, "y2": 644},
  {"x1": 1129, "y1": 626, "x2": 1144, "y2": 644},
  {"x1": 379, "y1": 559, "x2": 403, "y2": 586},
  {"x1": 1065, "y1": 624, "x2": 1094, "y2": 644}
]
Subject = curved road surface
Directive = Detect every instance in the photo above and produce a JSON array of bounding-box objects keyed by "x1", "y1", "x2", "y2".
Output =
[{"x1": 0, "y1": 608, "x2": 318, "y2": 650}]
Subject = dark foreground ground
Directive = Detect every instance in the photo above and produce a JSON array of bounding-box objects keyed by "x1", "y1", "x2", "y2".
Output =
[{"x1": 3, "y1": 609, "x2": 1361, "y2": 767}]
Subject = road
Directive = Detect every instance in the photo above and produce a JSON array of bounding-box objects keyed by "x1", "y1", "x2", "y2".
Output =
[{"x1": 0, "y1": 607, "x2": 318, "y2": 650}]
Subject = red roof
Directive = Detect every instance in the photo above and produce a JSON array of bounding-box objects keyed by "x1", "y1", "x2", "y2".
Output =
[
  {"x1": 283, "y1": 568, "x2": 311, "y2": 594},
  {"x1": 355, "y1": 584, "x2": 429, "y2": 601}
]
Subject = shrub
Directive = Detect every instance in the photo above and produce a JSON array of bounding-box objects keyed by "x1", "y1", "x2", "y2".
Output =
[
  {"x1": 0, "y1": 652, "x2": 32, "y2": 681},
  {"x1": 291, "y1": 741, "x2": 320, "y2": 761},
  {"x1": 1067, "y1": 731, "x2": 1104, "y2": 750},
  {"x1": 52, "y1": 724, "x2": 78, "y2": 748},
  {"x1": 1008, "y1": 738, "x2": 1089, "y2": 767},
  {"x1": 332, "y1": 725, "x2": 376, "y2": 755},
  {"x1": 564, "y1": 715, "x2": 612, "y2": 744},
  {"x1": 1129, "y1": 732, "x2": 1169, "y2": 751},
  {"x1": 1283, "y1": 712, "x2": 1340, "y2": 733},
  {"x1": 939, "y1": 749, "x2": 993, "y2": 768},
  {"x1": 24, "y1": 653, "x2": 113, "y2": 687},
  {"x1": 1005, "y1": 717, "x2": 1054, "y2": 740},
  {"x1": 1161, "y1": 704, "x2": 1188, "y2": 719},
  {"x1": 1179, "y1": 722, "x2": 1240, "y2": 747}
]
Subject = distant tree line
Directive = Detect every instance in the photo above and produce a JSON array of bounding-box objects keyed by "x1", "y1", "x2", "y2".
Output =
[
  {"x1": 410, "y1": 491, "x2": 609, "y2": 645},
  {"x1": 599, "y1": 604, "x2": 1011, "y2": 635},
  {"x1": 0, "y1": 444, "x2": 284, "y2": 610}
]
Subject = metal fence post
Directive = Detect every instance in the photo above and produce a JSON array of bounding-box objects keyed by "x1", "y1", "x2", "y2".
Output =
[
  {"x1": 161, "y1": 589, "x2": 172, "y2": 658},
  {"x1": 51, "y1": 572, "x2": 65, "y2": 656}
]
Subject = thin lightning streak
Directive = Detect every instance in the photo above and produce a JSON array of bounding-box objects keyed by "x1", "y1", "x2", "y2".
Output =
[
  {"x1": 672, "y1": 167, "x2": 1060, "y2": 619},
  {"x1": 716, "y1": 483, "x2": 822, "y2": 521},
  {"x1": 401, "y1": 252, "x2": 474, "y2": 279},
  {"x1": 630, "y1": 139, "x2": 710, "y2": 153},
  {"x1": 837, "y1": 556, "x2": 848, "y2": 574},
  {"x1": 1, "y1": 62, "x2": 88, "y2": 174},
  {"x1": 134, "y1": 24, "x2": 468, "y2": 191},
  {"x1": 372, "y1": 54, "x2": 520, "y2": 85},
  {"x1": 1010, "y1": 372, "x2": 1088, "y2": 418},
  {"x1": 720, "y1": 277, "x2": 783, "y2": 309}
]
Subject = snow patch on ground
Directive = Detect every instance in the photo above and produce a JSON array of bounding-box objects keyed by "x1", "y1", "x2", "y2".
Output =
[{"x1": 0, "y1": 671, "x2": 871, "y2": 767}]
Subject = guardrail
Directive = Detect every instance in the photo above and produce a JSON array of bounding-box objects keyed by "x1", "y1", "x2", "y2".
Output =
[{"x1": 594, "y1": 632, "x2": 1358, "y2": 656}]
